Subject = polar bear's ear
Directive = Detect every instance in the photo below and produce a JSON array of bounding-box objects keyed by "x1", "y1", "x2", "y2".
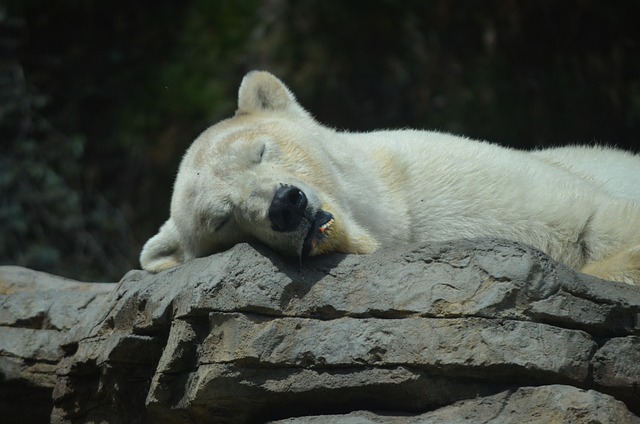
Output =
[
  {"x1": 237, "y1": 71, "x2": 307, "y2": 117},
  {"x1": 139, "y1": 219, "x2": 185, "y2": 273}
]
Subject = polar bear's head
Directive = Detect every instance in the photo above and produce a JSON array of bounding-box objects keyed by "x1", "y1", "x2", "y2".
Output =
[{"x1": 140, "y1": 71, "x2": 376, "y2": 273}]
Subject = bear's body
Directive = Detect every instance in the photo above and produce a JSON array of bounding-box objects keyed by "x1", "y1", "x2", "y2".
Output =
[{"x1": 141, "y1": 71, "x2": 640, "y2": 285}]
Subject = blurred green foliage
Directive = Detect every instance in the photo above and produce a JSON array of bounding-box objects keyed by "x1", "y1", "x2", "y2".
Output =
[{"x1": 1, "y1": 1, "x2": 639, "y2": 281}]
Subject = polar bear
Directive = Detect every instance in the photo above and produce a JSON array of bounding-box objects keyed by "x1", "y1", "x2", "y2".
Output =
[{"x1": 140, "y1": 71, "x2": 640, "y2": 285}]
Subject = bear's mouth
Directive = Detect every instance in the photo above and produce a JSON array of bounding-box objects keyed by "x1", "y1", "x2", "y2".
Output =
[{"x1": 302, "y1": 210, "x2": 334, "y2": 256}]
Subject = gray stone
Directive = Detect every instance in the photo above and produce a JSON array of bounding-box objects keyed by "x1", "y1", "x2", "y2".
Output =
[
  {"x1": 0, "y1": 266, "x2": 116, "y2": 424},
  {"x1": 2, "y1": 239, "x2": 640, "y2": 423},
  {"x1": 271, "y1": 385, "x2": 640, "y2": 424}
]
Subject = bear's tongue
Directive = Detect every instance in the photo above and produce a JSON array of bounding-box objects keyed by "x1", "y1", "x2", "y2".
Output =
[{"x1": 302, "y1": 210, "x2": 334, "y2": 256}]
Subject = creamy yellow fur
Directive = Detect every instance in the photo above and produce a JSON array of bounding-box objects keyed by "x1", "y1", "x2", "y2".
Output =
[{"x1": 581, "y1": 245, "x2": 640, "y2": 285}]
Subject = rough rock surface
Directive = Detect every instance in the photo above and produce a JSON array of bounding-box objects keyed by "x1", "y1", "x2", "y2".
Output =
[
  {"x1": 0, "y1": 266, "x2": 116, "y2": 424},
  {"x1": 1, "y1": 239, "x2": 640, "y2": 423},
  {"x1": 271, "y1": 386, "x2": 637, "y2": 424}
]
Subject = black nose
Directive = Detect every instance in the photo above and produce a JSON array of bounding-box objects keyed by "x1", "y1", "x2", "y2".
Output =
[{"x1": 269, "y1": 185, "x2": 308, "y2": 232}]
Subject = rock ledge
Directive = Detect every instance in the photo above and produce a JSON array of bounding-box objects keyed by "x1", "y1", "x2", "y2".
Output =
[{"x1": 1, "y1": 239, "x2": 639, "y2": 423}]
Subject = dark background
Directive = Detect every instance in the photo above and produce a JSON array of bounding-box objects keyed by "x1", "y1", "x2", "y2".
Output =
[{"x1": 1, "y1": 0, "x2": 639, "y2": 281}]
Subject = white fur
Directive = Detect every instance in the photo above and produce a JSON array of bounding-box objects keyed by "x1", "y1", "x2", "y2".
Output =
[{"x1": 141, "y1": 71, "x2": 640, "y2": 285}]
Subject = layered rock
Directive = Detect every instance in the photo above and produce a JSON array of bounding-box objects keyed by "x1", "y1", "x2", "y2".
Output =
[
  {"x1": 0, "y1": 266, "x2": 115, "y2": 424},
  {"x1": 1, "y1": 239, "x2": 639, "y2": 423}
]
